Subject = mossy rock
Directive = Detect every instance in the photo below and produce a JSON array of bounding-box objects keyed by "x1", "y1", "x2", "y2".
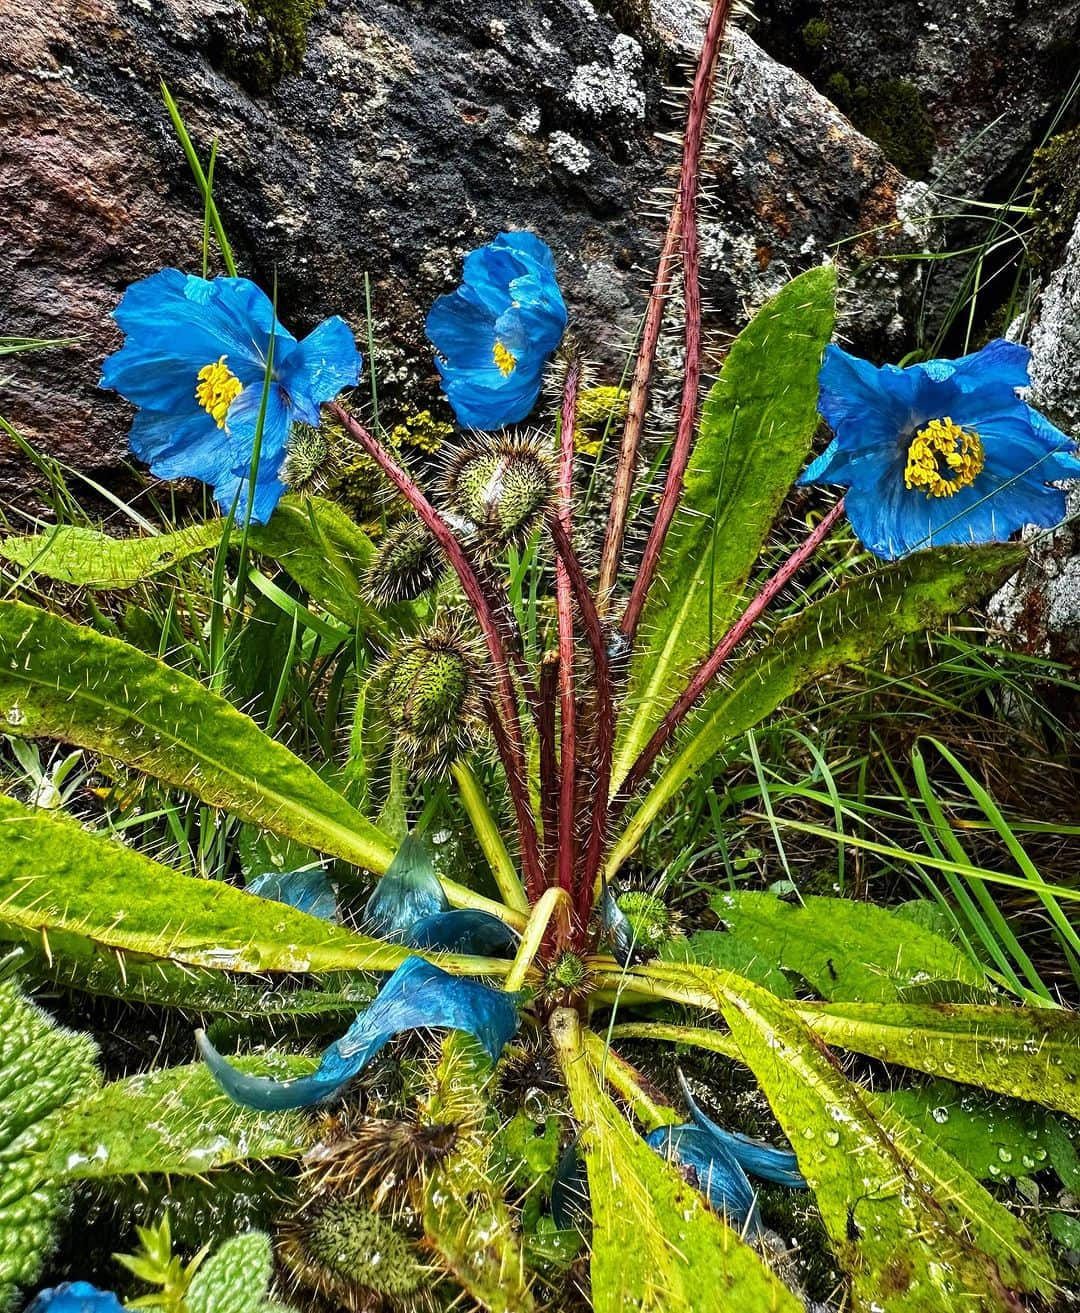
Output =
[
  {"x1": 222, "y1": 0, "x2": 324, "y2": 95},
  {"x1": 1029, "y1": 125, "x2": 1080, "y2": 273}
]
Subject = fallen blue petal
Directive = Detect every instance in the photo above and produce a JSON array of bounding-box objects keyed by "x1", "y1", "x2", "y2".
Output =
[
  {"x1": 247, "y1": 867, "x2": 338, "y2": 921},
  {"x1": 199, "y1": 955, "x2": 519, "y2": 1110},
  {"x1": 364, "y1": 834, "x2": 449, "y2": 942},
  {"x1": 678, "y1": 1071, "x2": 805, "y2": 1189},
  {"x1": 25, "y1": 1284, "x2": 124, "y2": 1313},
  {"x1": 407, "y1": 908, "x2": 519, "y2": 958},
  {"x1": 600, "y1": 884, "x2": 640, "y2": 966},
  {"x1": 550, "y1": 1140, "x2": 590, "y2": 1230},
  {"x1": 647, "y1": 1123, "x2": 760, "y2": 1232}
]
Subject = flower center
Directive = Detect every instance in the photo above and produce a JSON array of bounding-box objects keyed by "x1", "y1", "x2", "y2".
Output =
[
  {"x1": 195, "y1": 356, "x2": 243, "y2": 428},
  {"x1": 492, "y1": 340, "x2": 517, "y2": 377},
  {"x1": 904, "y1": 416, "x2": 984, "y2": 498}
]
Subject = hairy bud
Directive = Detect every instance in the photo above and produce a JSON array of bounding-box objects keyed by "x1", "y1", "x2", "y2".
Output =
[
  {"x1": 365, "y1": 518, "x2": 443, "y2": 605},
  {"x1": 441, "y1": 435, "x2": 556, "y2": 553}
]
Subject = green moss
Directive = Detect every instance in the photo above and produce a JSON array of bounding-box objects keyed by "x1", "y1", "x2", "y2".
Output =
[
  {"x1": 849, "y1": 78, "x2": 936, "y2": 179},
  {"x1": 800, "y1": 18, "x2": 830, "y2": 51},
  {"x1": 1029, "y1": 125, "x2": 1080, "y2": 273},
  {"x1": 225, "y1": 0, "x2": 324, "y2": 95}
]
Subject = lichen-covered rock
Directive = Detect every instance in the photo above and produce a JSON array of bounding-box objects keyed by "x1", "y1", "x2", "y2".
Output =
[
  {"x1": 1, "y1": 0, "x2": 928, "y2": 504},
  {"x1": 990, "y1": 209, "x2": 1080, "y2": 660}
]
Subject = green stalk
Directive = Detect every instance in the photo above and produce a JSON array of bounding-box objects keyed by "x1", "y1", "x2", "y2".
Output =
[{"x1": 451, "y1": 761, "x2": 529, "y2": 913}]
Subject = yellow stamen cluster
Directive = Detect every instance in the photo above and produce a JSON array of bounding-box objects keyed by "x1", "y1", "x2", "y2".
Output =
[
  {"x1": 492, "y1": 340, "x2": 517, "y2": 377},
  {"x1": 195, "y1": 356, "x2": 242, "y2": 427},
  {"x1": 904, "y1": 416, "x2": 984, "y2": 498}
]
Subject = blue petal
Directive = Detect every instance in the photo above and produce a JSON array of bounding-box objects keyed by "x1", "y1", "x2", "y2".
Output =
[
  {"x1": 426, "y1": 289, "x2": 500, "y2": 369},
  {"x1": 437, "y1": 361, "x2": 547, "y2": 430},
  {"x1": 220, "y1": 381, "x2": 292, "y2": 522},
  {"x1": 817, "y1": 345, "x2": 917, "y2": 447},
  {"x1": 199, "y1": 954, "x2": 520, "y2": 1110},
  {"x1": 364, "y1": 835, "x2": 449, "y2": 942},
  {"x1": 915, "y1": 339, "x2": 1031, "y2": 390},
  {"x1": 646, "y1": 1123, "x2": 759, "y2": 1232},
  {"x1": 247, "y1": 868, "x2": 338, "y2": 921},
  {"x1": 278, "y1": 315, "x2": 361, "y2": 425},
  {"x1": 551, "y1": 1141, "x2": 590, "y2": 1229},
  {"x1": 677, "y1": 1072, "x2": 805, "y2": 1188},
  {"x1": 128, "y1": 406, "x2": 233, "y2": 485},
  {"x1": 26, "y1": 1285, "x2": 124, "y2": 1313},
  {"x1": 407, "y1": 909, "x2": 519, "y2": 957}
]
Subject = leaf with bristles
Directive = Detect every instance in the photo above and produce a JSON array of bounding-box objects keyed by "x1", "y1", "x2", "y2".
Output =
[
  {"x1": 613, "y1": 267, "x2": 837, "y2": 787},
  {"x1": 549, "y1": 1009, "x2": 800, "y2": 1313},
  {"x1": 609, "y1": 543, "x2": 1025, "y2": 872}
]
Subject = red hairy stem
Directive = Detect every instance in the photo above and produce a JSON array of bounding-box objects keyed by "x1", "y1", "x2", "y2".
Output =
[
  {"x1": 613, "y1": 499, "x2": 847, "y2": 810},
  {"x1": 473, "y1": 556, "x2": 541, "y2": 714},
  {"x1": 549, "y1": 518, "x2": 615, "y2": 938},
  {"x1": 538, "y1": 650, "x2": 560, "y2": 881},
  {"x1": 620, "y1": 0, "x2": 734, "y2": 642},
  {"x1": 555, "y1": 360, "x2": 582, "y2": 909},
  {"x1": 596, "y1": 211, "x2": 681, "y2": 609},
  {"x1": 329, "y1": 402, "x2": 544, "y2": 895}
]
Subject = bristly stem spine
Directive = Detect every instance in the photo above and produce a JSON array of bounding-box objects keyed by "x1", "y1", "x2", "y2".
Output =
[
  {"x1": 619, "y1": 0, "x2": 734, "y2": 642},
  {"x1": 329, "y1": 401, "x2": 544, "y2": 896},
  {"x1": 555, "y1": 359, "x2": 582, "y2": 913},
  {"x1": 612, "y1": 498, "x2": 847, "y2": 810}
]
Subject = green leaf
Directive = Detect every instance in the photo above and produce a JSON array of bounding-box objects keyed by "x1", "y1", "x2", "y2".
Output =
[
  {"x1": 0, "y1": 794, "x2": 411, "y2": 976},
  {"x1": 797, "y1": 998, "x2": 1080, "y2": 1119},
  {"x1": 660, "y1": 929, "x2": 795, "y2": 998},
  {"x1": 609, "y1": 543, "x2": 1025, "y2": 874},
  {"x1": 651, "y1": 963, "x2": 1053, "y2": 1311},
  {"x1": 0, "y1": 522, "x2": 223, "y2": 588},
  {"x1": 701, "y1": 891, "x2": 989, "y2": 1002},
  {"x1": 0, "y1": 977, "x2": 100, "y2": 1308},
  {"x1": 613, "y1": 267, "x2": 837, "y2": 785},
  {"x1": 185, "y1": 1232, "x2": 273, "y2": 1313},
  {"x1": 421, "y1": 1033, "x2": 536, "y2": 1313},
  {"x1": 51, "y1": 1060, "x2": 312, "y2": 1181},
  {"x1": 0, "y1": 598, "x2": 396, "y2": 874},
  {"x1": 549, "y1": 1009, "x2": 800, "y2": 1313},
  {"x1": 875, "y1": 1080, "x2": 1053, "y2": 1182}
]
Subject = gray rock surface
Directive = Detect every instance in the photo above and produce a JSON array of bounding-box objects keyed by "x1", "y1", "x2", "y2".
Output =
[
  {"x1": 1, "y1": 0, "x2": 927, "y2": 508},
  {"x1": 991, "y1": 209, "x2": 1080, "y2": 658}
]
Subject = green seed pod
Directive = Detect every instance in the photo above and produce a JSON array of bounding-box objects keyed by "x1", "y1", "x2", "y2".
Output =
[
  {"x1": 441, "y1": 436, "x2": 555, "y2": 553},
  {"x1": 617, "y1": 890, "x2": 676, "y2": 953},
  {"x1": 365, "y1": 518, "x2": 443, "y2": 605},
  {"x1": 282, "y1": 421, "x2": 331, "y2": 493},
  {"x1": 380, "y1": 625, "x2": 485, "y2": 777},
  {"x1": 278, "y1": 1197, "x2": 431, "y2": 1311}
]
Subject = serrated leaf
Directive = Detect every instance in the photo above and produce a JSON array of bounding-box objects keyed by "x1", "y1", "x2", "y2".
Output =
[
  {"x1": 0, "y1": 978, "x2": 100, "y2": 1307},
  {"x1": 0, "y1": 521, "x2": 222, "y2": 588},
  {"x1": 549, "y1": 1009, "x2": 800, "y2": 1313},
  {"x1": 797, "y1": 999, "x2": 1080, "y2": 1119},
  {"x1": 610, "y1": 543, "x2": 1025, "y2": 873},
  {"x1": 0, "y1": 599, "x2": 396, "y2": 876},
  {"x1": 51, "y1": 1060, "x2": 312, "y2": 1181},
  {"x1": 648, "y1": 963, "x2": 1053, "y2": 1311},
  {"x1": 660, "y1": 930, "x2": 795, "y2": 998},
  {"x1": 702, "y1": 891, "x2": 988, "y2": 1002},
  {"x1": 185, "y1": 1232, "x2": 273, "y2": 1313},
  {"x1": 615, "y1": 267, "x2": 837, "y2": 785}
]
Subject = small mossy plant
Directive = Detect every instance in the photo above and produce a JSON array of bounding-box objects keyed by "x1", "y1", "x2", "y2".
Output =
[{"x1": 223, "y1": 0, "x2": 324, "y2": 95}]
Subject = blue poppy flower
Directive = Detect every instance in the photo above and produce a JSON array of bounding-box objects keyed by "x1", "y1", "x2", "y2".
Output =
[
  {"x1": 426, "y1": 232, "x2": 568, "y2": 429},
  {"x1": 247, "y1": 867, "x2": 338, "y2": 921},
  {"x1": 25, "y1": 1284, "x2": 123, "y2": 1313},
  {"x1": 100, "y1": 269, "x2": 361, "y2": 523},
  {"x1": 365, "y1": 835, "x2": 518, "y2": 957},
  {"x1": 799, "y1": 339, "x2": 1080, "y2": 559},
  {"x1": 198, "y1": 954, "x2": 520, "y2": 1110}
]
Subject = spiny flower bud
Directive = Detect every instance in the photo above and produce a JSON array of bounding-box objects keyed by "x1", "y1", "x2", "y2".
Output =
[
  {"x1": 282, "y1": 414, "x2": 352, "y2": 495},
  {"x1": 380, "y1": 624, "x2": 485, "y2": 777},
  {"x1": 365, "y1": 517, "x2": 443, "y2": 605},
  {"x1": 441, "y1": 435, "x2": 556, "y2": 553},
  {"x1": 278, "y1": 1196, "x2": 430, "y2": 1310}
]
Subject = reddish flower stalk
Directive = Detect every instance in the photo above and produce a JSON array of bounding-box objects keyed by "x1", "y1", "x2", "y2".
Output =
[
  {"x1": 549, "y1": 518, "x2": 614, "y2": 937},
  {"x1": 596, "y1": 211, "x2": 681, "y2": 609},
  {"x1": 538, "y1": 649, "x2": 560, "y2": 880},
  {"x1": 613, "y1": 498, "x2": 847, "y2": 810},
  {"x1": 555, "y1": 360, "x2": 582, "y2": 908},
  {"x1": 620, "y1": 0, "x2": 734, "y2": 642},
  {"x1": 329, "y1": 401, "x2": 544, "y2": 895}
]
